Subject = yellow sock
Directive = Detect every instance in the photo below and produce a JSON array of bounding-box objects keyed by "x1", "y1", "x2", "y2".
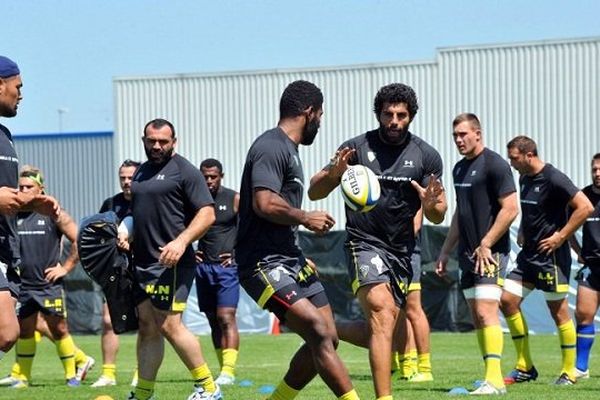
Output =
[
  {"x1": 16, "y1": 337, "x2": 36, "y2": 381},
  {"x1": 34, "y1": 331, "x2": 42, "y2": 343},
  {"x1": 215, "y1": 348, "x2": 223, "y2": 368},
  {"x1": 73, "y1": 347, "x2": 86, "y2": 365},
  {"x1": 269, "y1": 380, "x2": 300, "y2": 400},
  {"x1": 505, "y1": 312, "x2": 532, "y2": 370},
  {"x1": 55, "y1": 335, "x2": 77, "y2": 379},
  {"x1": 338, "y1": 388, "x2": 360, "y2": 400},
  {"x1": 417, "y1": 352, "x2": 430, "y2": 374},
  {"x1": 391, "y1": 351, "x2": 400, "y2": 372},
  {"x1": 558, "y1": 320, "x2": 576, "y2": 380},
  {"x1": 102, "y1": 363, "x2": 117, "y2": 380},
  {"x1": 221, "y1": 348, "x2": 238, "y2": 377},
  {"x1": 190, "y1": 363, "x2": 216, "y2": 393},
  {"x1": 134, "y1": 377, "x2": 155, "y2": 400},
  {"x1": 481, "y1": 325, "x2": 504, "y2": 388},
  {"x1": 408, "y1": 349, "x2": 418, "y2": 373},
  {"x1": 399, "y1": 352, "x2": 413, "y2": 377},
  {"x1": 10, "y1": 361, "x2": 21, "y2": 379}
]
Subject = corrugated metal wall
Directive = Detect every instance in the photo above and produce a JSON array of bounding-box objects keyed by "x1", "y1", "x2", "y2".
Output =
[
  {"x1": 13, "y1": 132, "x2": 115, "y2": 223},
  {"x1": 114, "y1": 37, "x2": 600, "y2": 227}
]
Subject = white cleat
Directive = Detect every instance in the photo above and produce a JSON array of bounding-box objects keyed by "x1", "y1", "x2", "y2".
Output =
[
  {"x1": 91, "y1": 375, "x2": 117, "y2": 387},
  {"x1": 214, "y1": 373, "x2": 235, "y2": 386},
  {"x1": 75, "y1": 356, "x2": 96, "y2": 381},
  {"x1": 0, "y1": 375, "x2": 20, "y2": 386},
  {"x1": 470, "y1": 380, "x2": 507, "y2": 395},
  {"x1": 575, "y1": 368, "x2": 590, "y2": 379},
  {"x1": 187, "y1": 383, "x2": 223, "y2": 400}
]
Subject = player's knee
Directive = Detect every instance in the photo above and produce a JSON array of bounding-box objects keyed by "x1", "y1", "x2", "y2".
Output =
[
  {"x1": 0, "y1": 327, "x2": 18, "y2": 352},
  {"x1": 574, "y1": 308, "x2": 591, "y2": 324},
  {"x1": 216, "y1": 312, "x2": 237, "y2": 329}
]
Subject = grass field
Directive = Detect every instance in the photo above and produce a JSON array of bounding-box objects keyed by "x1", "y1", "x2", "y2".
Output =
[{"x1": 1, "y1": 332, "x2": 599, "y2": 399}]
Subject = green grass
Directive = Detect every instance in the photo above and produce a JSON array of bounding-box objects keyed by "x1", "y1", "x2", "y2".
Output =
[{"x1": 1, "y1": 332, "x2": 599, "y2": 399}]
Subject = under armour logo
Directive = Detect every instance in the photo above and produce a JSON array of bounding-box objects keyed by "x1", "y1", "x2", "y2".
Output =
[
  {"x1": 37, "y1": 220, "x2": 45, "y2": 226},
  {"x1": 403, "y1": 160, "x2": 414, "y2": 168},
  {"x1": 219, "y1": 205, "x2": 227, "y2": 211},
  {"x1": 285, "y1": 291, "x2": 297, "y2": 301},
  {"x1": 534, "y1": 186, "x2": 540, "y2": 192},
  {"x1": 471, "y1": 170, "x2": 477, "y2": 176},
  {"x1": 156, "y1": 174, "x2": 165, "y2": 180}
]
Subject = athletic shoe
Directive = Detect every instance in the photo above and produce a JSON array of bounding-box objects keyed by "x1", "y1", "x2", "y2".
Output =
[
  {"x1": 66, "y1": 377, "x2": 81, "y2": 387},
  {"x1": 469, "y1": 381, "x2": 507, "y2": 395},
  {"x1": 91, "y1": 375, "x2": 117, "y2": 387},
  {"x1": 503, "y1": 366, "x2": 538, "y2": 385},
  {"x1": 186, "y1": 383, "x2": 223, "y2": 400},
  {"x1": 0, "y1": 375, "x2": 20, "y2": 386},
  {"x1": 575, "y1": 368, "x2": 590, "y2": 379},
  {"x1": 75, "y1": 355, "x2": 95, "y2": 381},
  {"x1": 214, "y1": 372, "x2": 235, "y2": 385},
  {"x1": 126, "y1": 392, "x2": 155, "y2": 400},
  {"x1": 9, "y1": 379, "x2": 29, "y2": 389},
  {"x1": 554, "y1": 373, "x2": 576, "y2": 385},
  {"x1": 408, "y1": 372, "x2": 434, "y2": 382}
]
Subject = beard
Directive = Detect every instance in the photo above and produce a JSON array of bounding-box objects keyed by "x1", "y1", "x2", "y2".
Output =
[
  {"x1": 145, "y1": 146, "x2": 174, "y2": 165},
  {"x1": 0, "y1": 103, "x2": 17, "y2": 118},
  {"x1": 301, "y1": 117, "x2": 320, "y2": 146},
  {"x1": 379, "y1": 124, "x2": 409, "y2": 145}
]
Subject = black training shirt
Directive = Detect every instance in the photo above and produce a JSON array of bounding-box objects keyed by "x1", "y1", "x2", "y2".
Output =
[
  {"x1": 581, "y1": 185, "x2": 600, "y2": 267},
  {"x1": 453, "y1": 148, "x2": 516, "y2": 262},
  {"x1": 0, "y1": 123, "x2": 19, "y2": 265},
  {"x1": 197, "y1": 186, "x2": 237, "y2": 263},
  {"x1": 338, "y1": 129, "x2": 443, "y2": 257},
  {"x1": 131, "y1": 154, "x2": 214, "y2": 267},
  {"x1": 236, "y1": 127, "x2": 304, "y2": 269}
]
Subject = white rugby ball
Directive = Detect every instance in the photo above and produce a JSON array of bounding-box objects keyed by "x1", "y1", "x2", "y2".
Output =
[{"x1": 340, "y1": 165, "x2": 380, "y2": 212}]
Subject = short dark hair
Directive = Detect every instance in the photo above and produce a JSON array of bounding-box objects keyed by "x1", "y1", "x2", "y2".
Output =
[
  {"x1": 143, "y1": 118, "x2": 176, "y2": 138},
  {"x1": 373, "y1": 83, "x2": 419, "y2": 119},
  {"x1": 120, "y1": 159, "x2": 141, "y2": 169},
  {"x1": 592, "y1": 153, "x2": 600, "y2": 163},
  {"x1": 279, "y1": 80, "x2": 323, "y2": 119},
  {"x1": 453, "y1": 113, "x2": 481, "y2": 130},
  {"x1": 200, "y1": 158, "x2": 223, "y2": 173},
  {"x1": 507, "y1": 135, "x2": 538, "y2": 156}
]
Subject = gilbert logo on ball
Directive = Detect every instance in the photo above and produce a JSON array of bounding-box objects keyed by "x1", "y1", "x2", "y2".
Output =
[{"x1": 340, "y1": 165, "x2": 380, "y2": 212}]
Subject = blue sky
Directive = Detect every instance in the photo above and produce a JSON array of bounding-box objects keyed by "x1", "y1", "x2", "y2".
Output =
[{"x1": 3, "y1": 0, "x2": 599, "y2": 134}]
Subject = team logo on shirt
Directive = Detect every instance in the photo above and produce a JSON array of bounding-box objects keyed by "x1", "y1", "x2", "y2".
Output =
[
  {"x1": 17, "y1": 219, "x2": 23, "y2": 226},
  {"x1": 471, "y1": 170, "x2": 477, "y2": 176},
  {"x1": 403, "y1": 160, "x2": 414, "y2": 168},
  {"x1": 37, "y1": 219, "x2": 45, "y2": 226},
  {"x1": 359, "y1": 264, "x2": 370, "y2": 278},
  {"x1": 156, "y1": 174, "x2": 165, "y2": 180},
  {"x1": 534, "y1": 186, "x2": 540, "y2": 192},
  {"x1": 367, "y1": 151, "x2": 376, "y2": 162},
  {"x1": 218, "y1": 205, "x2": 227, "y2": 211}
]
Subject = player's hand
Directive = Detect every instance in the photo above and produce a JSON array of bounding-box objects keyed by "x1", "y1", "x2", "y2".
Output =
[
  {"x1": 411, "y1": 175, "x2": 445, "y2": 209},
  {"x1": 305, "y1": 258, "x2": 319, "y2": 276},
  {"x1": 0, "y1": 186, "x2": 22, "y2": 214},
  {"x1": 327, "y1": 147, "x2": 355, "y2": 180},
  {"x1": 195, "y1": 250, "x2": 205, "y2": 264},
  {"x1": 473, "y1": 245, "x2": 498, "y2": 276},
  {"x1": 117, "y1": 232, "x2": 130, "y2": 251},
  {"x1": 159, "y1": 238, "x2": 186, "y2": 267},
  {"x1": 435, "y1": 254, "x2": 449, "y2": 277},
  {"x1": 44, "y1": 263, "x2": 67, "y2": 282},
  {"x1": 30, "y1": 194, "x2": 61, "y2": 218},
  {"x1": 538, "y1": 231, "x2": 564, "y2": 255},
  {"x1": 302, "y1": 210, "x2": 335, "y2": 235},
  {"x1": 219, "y1": 252, "x2": 233, "y2": 267}
]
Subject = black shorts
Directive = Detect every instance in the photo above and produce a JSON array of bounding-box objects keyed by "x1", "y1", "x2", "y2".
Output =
[
  {"x1": 0, "y1": 260, "x2": 20, "y2": 299},
  {"x1": 18, "y1": 285, "x2": 66, "y2": 319},
  {"x1": 576, "y1": 265, "x2": 600, "y2": 292},
  {"x1": 134, "y1": 262, "x2": 195, "y2": 312},
  {"x1": 507, "y1": 254, "x2": 570, "y2": 293},
  {"x1": 459, "y1": 252, "x2": 508, "y2": 290},
  {"x1": 346, "y1": 241, "x2": 410, "y2": 307},
  {"x1": 195, "y1": 262, "x2": 240, "y2": 311},
  {"x1": 239, "y1": 256, "x2": 327, "y2": 323}
]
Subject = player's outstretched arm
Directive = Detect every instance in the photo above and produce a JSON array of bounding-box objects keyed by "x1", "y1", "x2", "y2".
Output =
[
  {"x1": 308, "y1": 147, "x2": 355, "y2": 201},
  {"x1": 253, "y1": 188, "x2": 334, "y2": 235},
  {"x1": 411, "y1": 175, "x2": 447, "y2": 224}
]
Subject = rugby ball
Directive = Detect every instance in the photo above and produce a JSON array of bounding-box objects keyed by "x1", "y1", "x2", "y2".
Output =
[{"x1": 340, "y1": 165, "x2": 380, "y2": 212}]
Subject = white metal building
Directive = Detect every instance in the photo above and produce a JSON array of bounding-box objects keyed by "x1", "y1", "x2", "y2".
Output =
[{"x1": 114, "y1": 36, "x2": 600, "y2": 227}]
